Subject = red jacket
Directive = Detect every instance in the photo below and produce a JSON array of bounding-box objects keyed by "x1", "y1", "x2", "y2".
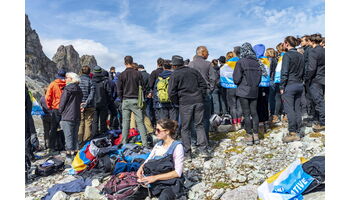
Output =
[{"x1": 45, "y1": 79, "x2": 66, "y2": 110}]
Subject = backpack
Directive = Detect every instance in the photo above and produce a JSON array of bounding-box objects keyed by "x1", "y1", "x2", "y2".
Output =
[
  {"x1": 95, "y1": 80, "x2": 108, "y2": 108},
  {"x1": 210, "y1": 114, "x2": 222, "y2": 128},
  {"x1": 156, "y1": 77, "x2": 171, "y2": 103},
  {"x1": 35, "y1": 157, "x2": 64, "y2": 176},
  {"x1": 103, "y1": 172, "x2": 149, "y2": 200}
]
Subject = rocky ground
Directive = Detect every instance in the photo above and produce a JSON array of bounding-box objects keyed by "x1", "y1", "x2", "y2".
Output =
[{"x1": 26, "y1": 116, "x2": 325, "y2": 200}]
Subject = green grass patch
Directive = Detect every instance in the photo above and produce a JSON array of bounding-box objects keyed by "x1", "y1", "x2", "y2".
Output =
[
  {"x1": 212, "y1": 182, "x2": 231, "y2": 189},
  {"x1": 263, "y1": 153, "x2": 274, "y2": 159},
  {"x1": 309, "y1": 132, "x2": 324, "y2": 138},
  {"x1": 224, "y1": 146, "x2": 244, "y2": 154},
  {"x1": 210, "y1": 132, "x2": 230, "y2": 141}
]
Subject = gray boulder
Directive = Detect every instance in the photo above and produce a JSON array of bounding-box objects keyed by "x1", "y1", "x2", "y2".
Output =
[{"x1": 221, "y1": 185, "x2": 258, "y2": 200}]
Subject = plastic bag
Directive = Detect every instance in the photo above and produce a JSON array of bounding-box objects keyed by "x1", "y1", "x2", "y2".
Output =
[{"x1": 258, "y1": 157, "x2": 314, "y2": 200}]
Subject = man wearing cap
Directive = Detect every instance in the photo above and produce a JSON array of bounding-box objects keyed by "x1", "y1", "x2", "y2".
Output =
[
  {"x1": 168, "y1": 55, "x2": 209, "y2": 160},
  {"x1": 45, "y1": 68, "x2": 67, "y2": 152},
  {"x1": 188, "y1": 46, "x2": 218, "y2": 140},
  {"x1": 91, "y1": 66, "x2": 111, "y2": 136},
  {"x1": 117, "y1": 56, "x2": 148, "y2": 146}
]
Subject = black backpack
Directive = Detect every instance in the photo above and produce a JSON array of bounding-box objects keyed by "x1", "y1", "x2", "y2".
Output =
[
  {"x1": 35, "y1": 157, "x2": 64, "y2": 176},
  {"x1": 302, "y1": 156, "x2": 325, "y2": 195},
  {"x1": 95, "y1": 79, "x2": 108, "y2": 108}
]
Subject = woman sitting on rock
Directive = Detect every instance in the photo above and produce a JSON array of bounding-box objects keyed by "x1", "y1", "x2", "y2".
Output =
[{"x1": 136, "y1": 119, "x2": 185, "y2": 200}]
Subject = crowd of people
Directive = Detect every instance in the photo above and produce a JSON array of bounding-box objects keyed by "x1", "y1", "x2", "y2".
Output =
[{"x1": 25, "y1": 33, "x2": 325, "y2": 199}]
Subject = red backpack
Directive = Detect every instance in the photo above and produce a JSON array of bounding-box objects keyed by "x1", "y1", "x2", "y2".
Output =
[{"x1": 113, "y1": 128, "x2": 140, "y2": 145}]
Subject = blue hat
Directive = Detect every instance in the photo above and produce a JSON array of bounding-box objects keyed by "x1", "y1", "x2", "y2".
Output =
[{"x1": 55, "y1": 69, "x2": 66, "y2": 79}]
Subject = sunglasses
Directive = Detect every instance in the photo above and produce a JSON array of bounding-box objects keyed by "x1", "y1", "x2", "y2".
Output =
[{"x1": 155, "y1": 128, "x2": 167, "y2": 134}]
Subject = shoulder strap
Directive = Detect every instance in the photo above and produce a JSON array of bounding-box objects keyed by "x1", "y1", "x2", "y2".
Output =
[{"x1": 165, "y1": 140, "x2": 182, "y2": 155}]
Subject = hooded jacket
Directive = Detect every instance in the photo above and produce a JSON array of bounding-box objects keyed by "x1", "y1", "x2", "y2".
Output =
[
  {"x1": 188, "y1": 55, "x2": 217, "y2": 94},
  {"x1": 45, "y1": 79, "x2": 66, "y2": 110},
  {"x1": 304, "y1": 45, "x2": 325, "y2": 86},
  {"x1": 59, "y1": 83, "x2": 83, "y2": 122},
  {"x1": 92, "y1": 72, "x2": 112, "y2": 108},
  {"x1": 153, "y1": 70, "x2": 177, "y2": 108},
  {"x1": 280, "y1": 48, "x2": 304, "y2": 90},
  {"x1": 168, "y1": 65, "x2": 207, "y2": 105},
  {"x1": 233, "y1": 58, "x2": 262, "y2": 99}
]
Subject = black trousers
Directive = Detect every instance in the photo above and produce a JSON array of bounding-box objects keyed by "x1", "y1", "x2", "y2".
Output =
[
  {"x1": 157, "y1": 107, "x2": 179, "y2": 121},
  {"x1": 282, "y1": 83, "x2": 303, "y2": 133},
  {"x1": 226, "y1": 88, "x2": 242, "y2": 120},
  {"x1": 179, "y1": 103, "x2": 208, "y2": 156},
  {"x1": 49, "y1": 109, "x2": 61, "y2": 150},
  {"x1": 257, "y1": 87, "x2": 270, "y2": 122},
  {"x1": 158, "y1": 187, "x2": 176, "y2": 200},
  {"x1": 310, "y1": 83, "x2": 325, "y2": 125},
  {"x1": 42, "y1": 114, "x2": 52, "y2": 148},
  {"x1": 269, "y1": 84, "x2": 276, "y2": 115},
  {"x1": 239, "y1": 97, "x2": 259, "y2": 134},
  {"x1": 274, "y1": 83, "x2": 283, "y2": 115},
  {"x1": 92, "y1": 106, "x2": 108, "y2": 136}
]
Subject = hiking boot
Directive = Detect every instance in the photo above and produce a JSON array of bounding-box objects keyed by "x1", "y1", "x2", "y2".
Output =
[
  {"x1": 198, "y1": 150, "x2": 210, "y2": 158},
  {"x1": 244, "y1": 134, "x2": 254, "y2": 146},
  {"x1": 184, "y1": 154, "x2": 192, "y2": 162},
  {"x1": 271, "y1": 115, "x2": 279, "y2": 124},
  {"x1": 282, "y1": 115, "x2": 288, "y2": 123},
  {"x1": 282, "y1": 132, "x2": 301, "y2": 143},
  {"x1": 313, "y1": 124, "x2": 325, "y2": 132},
  {"x1": 253, "y1": 133, "x2": 260, "y2": 144}
]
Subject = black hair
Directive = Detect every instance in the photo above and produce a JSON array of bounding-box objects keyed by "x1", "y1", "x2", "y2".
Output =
[
  {"x1": 310, "y1": 33, "x2": 323, "y2": 44},
  {"x1": 81, "y1": 65, "x2": 91, "y2": 75},
  {"x1": 163, "y1": 59, "x2": 172, "y2": 69},
  {"x1": 124, "y1": 56, "x2": 133, "y2": 65},
  {"x1": 233, "y1": 46, "x2": 241, "y2": 57},
  {"x1": 284, "y1": 36, "x2": 301, "y2": 47},
  {"x1": 157, "y1": 57, "x2": 164, "y2": 67}
]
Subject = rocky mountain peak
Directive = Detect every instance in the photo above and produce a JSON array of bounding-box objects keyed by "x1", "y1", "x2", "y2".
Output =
[
  {"x1": 52, "y1": 45, "x2": 81, "y2": 74},
  {"x1": 80, "y1": 55, "x2": 97, "y2": 69}
]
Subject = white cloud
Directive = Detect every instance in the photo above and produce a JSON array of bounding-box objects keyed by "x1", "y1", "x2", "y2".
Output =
[{"x1": 41, "y1": 38, "x2": 123, "y2": 70}]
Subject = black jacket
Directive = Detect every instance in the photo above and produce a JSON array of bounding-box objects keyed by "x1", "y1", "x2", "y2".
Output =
[
  {"x1": 59, "y1": 83, "x2": 83, "y2": 122},
  {"x1": 139, "y1": 69, "x2": 150, "y2": 93},
  {"x1": 148, "y1": 67, "x2": 163, "y2": 93},
  {"x1": 92, "y1": 73, "x2": 111, "y2": 108},
  {"x1": 269, "y1": 57, "x2": 278, "y2": 82},
  {"x1": 79, "y1": 74, "x2": 95, "y2": 108},
  {"x1": 280, "y1": 48, "x2": 304, "y2": 90},
  {"x1": 188, "y1": 55, "x2": 217, "y2": 93},
  {"x1": 117, "y1": 68, "x2": 144, "y2": 100},
  {"x1": 233, "y1": 58, "x2": 262, "y2": 99},
  {"x1": 304, "y1": 45, "x2": 325, "y2": 86},
  {"x1": 168, "y1": 65, "x2": 207, "y2": 105},
  {"x1": 303, "y1": 46, "x2": 311, "y2": 71}
]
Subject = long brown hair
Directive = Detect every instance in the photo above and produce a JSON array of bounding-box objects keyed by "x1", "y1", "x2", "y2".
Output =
[{"x1": 157, "y1": 119, "x2": 178, "y2": 139}]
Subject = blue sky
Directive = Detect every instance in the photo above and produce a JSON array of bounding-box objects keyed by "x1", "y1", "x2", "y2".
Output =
[{"x1": 26, "y1": 0, "x2": 325, "y2": 72}]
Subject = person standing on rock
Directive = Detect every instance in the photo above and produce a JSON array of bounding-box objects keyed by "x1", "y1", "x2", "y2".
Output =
[
  {"x1": 304, "y1": 33, "x2": 325, "y2": 132},
  {"x1": 45, "y1": 69, "x2": 66, "y2": 153},
  {"x1": 168, "y1": 55, "x2": 209, "y2": 159},
  {"x1": 188, "y1": 46, "x2": 217, "y2": 140},
  {"x1": 78, "y1": 66, "x2": 95, "y2": 146},
  {"x1": 91, "y1": 66, "x2": 111, "y2": 137},
  {"x1": 59, "y1": 72, "x2": 83, "y2": 160},
  {"x1": 280, "y1": 36, "x2": 305, "y2": 143},
  {"x1": 233, "y1": 42, "x2": 262, "y2": 145},
  {"x1": 117, "y1": 56, "x2": 148, "y2": 146}
]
